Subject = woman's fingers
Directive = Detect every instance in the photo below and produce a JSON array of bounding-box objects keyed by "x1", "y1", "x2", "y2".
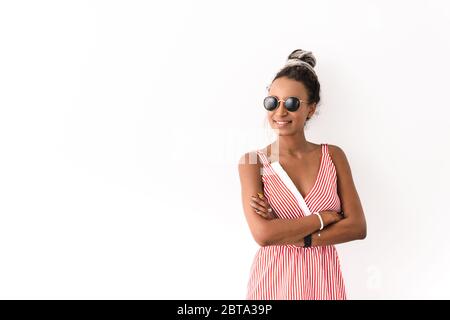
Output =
[
  {"x1": 250, "y1": 194, "x2": 274, "y2": 219},
  {"x1": 257, "y1": 193, "x2": 276, "y2": 219},
  {"x1": 250, "y1": 197, "x2": 267, "y2": 213}
]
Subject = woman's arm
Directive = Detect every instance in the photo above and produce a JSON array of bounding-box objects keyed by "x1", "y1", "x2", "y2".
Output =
[
  {"x1": 253, "y1": 210, "x2": 341, "y2": 246},
  {"x1": 238, "y1": 151, "x2": 342, "y2": 246},
  {"x1": 310, "y1": 145, "x2": 367, "y2": 246}
]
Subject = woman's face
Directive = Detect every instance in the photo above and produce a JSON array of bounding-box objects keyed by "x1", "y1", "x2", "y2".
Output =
[{"x1": 266, "y1": 77, "x2": 315, "y2": 135}]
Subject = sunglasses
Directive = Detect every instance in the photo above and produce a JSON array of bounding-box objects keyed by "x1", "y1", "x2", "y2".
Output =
[{"x1": 263, "y1": 96, "x2": 308, "y2": 112}]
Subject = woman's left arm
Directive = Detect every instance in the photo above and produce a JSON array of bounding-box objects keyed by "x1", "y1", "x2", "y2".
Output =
[{"x1": 310, "y1": 145, "x2": 367, "y2": 246}]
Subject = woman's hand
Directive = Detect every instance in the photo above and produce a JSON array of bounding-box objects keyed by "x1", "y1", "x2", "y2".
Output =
[
  {"x1": 249, "y1": 192, "x2": 276, "y2": 220},
  {"x1": 319, "y1": 210, "x2": 345, "y2": 226}
]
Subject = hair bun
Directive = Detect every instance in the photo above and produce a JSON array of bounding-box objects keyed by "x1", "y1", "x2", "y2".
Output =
[{"x1": 286, "y1": 49, "x2": 316, "y2": 69}]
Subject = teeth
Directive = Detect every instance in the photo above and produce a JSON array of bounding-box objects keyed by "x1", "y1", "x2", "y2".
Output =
[{"x1": 275, "y1": 121, "x2": 291, "y2": 124}]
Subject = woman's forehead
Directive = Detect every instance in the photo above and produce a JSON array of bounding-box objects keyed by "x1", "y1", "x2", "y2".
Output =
[{"x1": 269, "y1": 77, "x2": 307, "y2": 94}]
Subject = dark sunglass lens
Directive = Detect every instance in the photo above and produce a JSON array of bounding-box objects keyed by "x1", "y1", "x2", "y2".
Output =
[
  {"x1": 263, "y1": 96, "x2": 278, "y2": 111},
  {"x1": 285, "y1": 97, "x2": 300, "y2": 111}
]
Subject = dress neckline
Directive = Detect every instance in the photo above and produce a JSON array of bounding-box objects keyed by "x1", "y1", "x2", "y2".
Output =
[{"x1": 261, "y1": 143, "x2": 325, "y2": 202}]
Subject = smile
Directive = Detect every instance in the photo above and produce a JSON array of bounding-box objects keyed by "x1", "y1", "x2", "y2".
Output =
[{"x1": 274, "y1": 120, "x2": 292, "y2": 125}]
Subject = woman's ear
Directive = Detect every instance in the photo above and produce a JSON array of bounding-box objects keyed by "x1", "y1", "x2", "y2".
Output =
[{"x1": 307, "y1": 103, "x2": 317, "y2": 118}]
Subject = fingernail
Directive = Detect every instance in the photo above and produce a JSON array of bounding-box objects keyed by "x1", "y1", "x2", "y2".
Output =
[{"x1": 257, "y1": 192, "x2": 264, "y2": 198}]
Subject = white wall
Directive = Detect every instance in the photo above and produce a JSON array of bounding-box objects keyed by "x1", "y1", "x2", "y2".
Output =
[{"x1": 1, "y1": 0, "x2": 449, "y2": 299}]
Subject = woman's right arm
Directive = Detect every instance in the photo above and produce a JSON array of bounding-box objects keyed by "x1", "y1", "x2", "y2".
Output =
[{"x1": 238, "y1": 151, "x2": 342, "y2": 246}]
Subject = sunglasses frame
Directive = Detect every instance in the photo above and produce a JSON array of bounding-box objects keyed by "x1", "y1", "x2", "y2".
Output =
[{"x1": 263, "y1": 95, "x2": 308, "y2": 112}]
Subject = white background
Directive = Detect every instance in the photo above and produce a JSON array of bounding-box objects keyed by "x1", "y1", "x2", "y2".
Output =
[{"x1": 1, "y1": 0, "x2": 449, "y2": 299}]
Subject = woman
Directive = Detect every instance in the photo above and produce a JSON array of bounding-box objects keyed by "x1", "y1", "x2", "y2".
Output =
[{"x1": 238, "y1": 49, "x2": 367, "y2": 300}]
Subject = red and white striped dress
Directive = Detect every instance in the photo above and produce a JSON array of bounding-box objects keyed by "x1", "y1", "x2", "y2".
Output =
[{"x1": 246, "y1": 143, "x2": 347, "y2": 300}]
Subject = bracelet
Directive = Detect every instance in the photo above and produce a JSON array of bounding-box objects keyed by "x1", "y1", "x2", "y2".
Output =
[
  {"x1": 303, "y1": 234, "x2": 312, "y2": 247},
  {"x1": 313, "y1": 211, "x2": 324, "y2": 231}
]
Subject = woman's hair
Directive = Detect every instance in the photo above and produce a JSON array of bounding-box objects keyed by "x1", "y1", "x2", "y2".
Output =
[{"x1": 270, "y1": 49, "x2": 321, "y2": 122}]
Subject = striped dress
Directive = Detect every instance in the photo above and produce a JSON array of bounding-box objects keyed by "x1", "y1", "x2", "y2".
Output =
[{"x1": 246, "y1": 143, "x2": 347, "y2": 300}]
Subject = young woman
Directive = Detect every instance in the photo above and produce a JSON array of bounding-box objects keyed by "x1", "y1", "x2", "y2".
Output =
[{"x1": 238, "y1": 49, "x2": 367, "y2": 300}]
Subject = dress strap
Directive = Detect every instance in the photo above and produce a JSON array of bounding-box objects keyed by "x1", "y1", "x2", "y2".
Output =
[
  {"x1": 256, "y1": 149, "x2": 270, "y2": 165},
  {"x1": 322, "y1": 143, "x2": 329, "y2": 155}
]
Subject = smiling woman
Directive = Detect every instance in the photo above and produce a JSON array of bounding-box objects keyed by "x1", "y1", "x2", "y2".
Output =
[{"x1": 238, "y1": 49, "x2": 367, "y2": 300}]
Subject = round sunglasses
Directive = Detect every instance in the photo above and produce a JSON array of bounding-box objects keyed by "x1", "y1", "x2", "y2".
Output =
[{"x1": 263, "y1": 96, "x2": 308, "y2": 112}]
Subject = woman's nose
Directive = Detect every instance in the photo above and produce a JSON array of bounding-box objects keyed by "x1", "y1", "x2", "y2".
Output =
[{"x1": 274, "y1": 101, "x2": 288, "y2": 115}]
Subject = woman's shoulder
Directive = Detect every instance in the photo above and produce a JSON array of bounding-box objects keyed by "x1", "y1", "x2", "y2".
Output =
[
  {"x1": 326, "y1": 144, "x2": 350, "y2": 169},
  {"x1": 238, "y1": 149, "x2": 264, "y2": 167},
  {"x1": 238, "y1": 149, "x2": 266, "y2": 181},
  {"x1": 326, "y1": 144, "x2": 345, "y2": 157}
]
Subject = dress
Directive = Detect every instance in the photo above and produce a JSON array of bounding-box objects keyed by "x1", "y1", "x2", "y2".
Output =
[{"x1": 246, "y1": 143, "x2": 347, "y2": 300}]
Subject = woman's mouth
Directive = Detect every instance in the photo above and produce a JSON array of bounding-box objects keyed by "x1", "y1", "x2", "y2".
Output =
[{"x1": 274, "y1": 120, "x2": 292, "y2": 127}]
